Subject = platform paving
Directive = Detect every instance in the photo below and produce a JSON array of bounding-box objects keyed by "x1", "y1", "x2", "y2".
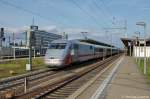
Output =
[
  {"x1": 104, "y1": 56, "x2": 150, "y2": 99},
  {"x1": 75, "y1": 56, "x2": 150, "y2": 99}
]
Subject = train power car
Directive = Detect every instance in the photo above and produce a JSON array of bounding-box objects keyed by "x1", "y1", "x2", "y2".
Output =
[{"x1": 44, "y1": 39, "x2": 119, "y2": 67}]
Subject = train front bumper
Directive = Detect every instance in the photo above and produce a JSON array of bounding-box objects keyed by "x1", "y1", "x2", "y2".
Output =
[{"x1": 44, "y1": 59, "x2": 64, "y2": 66}]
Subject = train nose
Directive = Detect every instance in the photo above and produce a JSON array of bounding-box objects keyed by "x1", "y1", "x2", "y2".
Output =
[{"x1": 45, "y1": 59, "x2": 63, "y2": 66}]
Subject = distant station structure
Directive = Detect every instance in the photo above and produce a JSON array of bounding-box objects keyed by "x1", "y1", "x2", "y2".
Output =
[
  {"x1": 121, "y1": 37, "x2": 150, "y2": 57},
  {"x1": 0, "y1": 26, "x2": 62, "y2": 58},
  {"x1": 16, "y1": 25, "x2": 62, "y2": 57},
  {"x1": 25, "y1": 25, "x2": 62, "y2": 55},
  {"x1": 27, "y1": 25, "x2": 62, "y2": 48}
]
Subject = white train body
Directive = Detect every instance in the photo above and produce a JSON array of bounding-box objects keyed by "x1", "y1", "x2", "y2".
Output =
[{"x1": 44, "y1": 39, "x2": 119, "y2": 67}]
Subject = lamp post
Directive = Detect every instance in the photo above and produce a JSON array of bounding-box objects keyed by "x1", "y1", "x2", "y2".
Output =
[
  {"x1": 135, "y1": 32, "x2": 141, "y2": 65},
  {"x1": 133, "y1": 35, "x2": 137, "y2": 62},
  {"x1": 13, "y1": 33, "x2": 16, "y2": 60},
  {"x1": 136, "y1": 22, "x2": 147, "y2": 74}
]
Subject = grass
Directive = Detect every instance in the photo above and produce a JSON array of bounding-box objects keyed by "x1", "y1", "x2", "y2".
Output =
[
  {"x1": 0, "y1": 57, "x2": 47, "y2": 79},
  {"x1": 136, "y1": 58, "x2": 150, "y2": 84}
]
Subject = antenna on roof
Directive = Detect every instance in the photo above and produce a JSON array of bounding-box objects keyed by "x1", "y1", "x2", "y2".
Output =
[{"x1": 32, "y1": 17, "x2": 35, "y2": 26}]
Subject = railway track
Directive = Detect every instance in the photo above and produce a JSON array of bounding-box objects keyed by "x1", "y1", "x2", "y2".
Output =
[
  {"x1": 11, "y1": 54, "x2": 121, "y2": 99},
  {"x1": 0, "y1": 55, "x2": 108, "y2": 98},
  {"x1": 0, "y1": 58, "x2": 101, "y2": 96},
  {"x1": 35, "y1": 56, "x2": 120, "y2": 99},
  {"x1": 0, "y1": 68, "x2": 57, "y2": 98}
]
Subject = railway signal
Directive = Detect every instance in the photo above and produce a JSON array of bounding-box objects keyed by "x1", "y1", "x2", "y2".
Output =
[
  {"x1": 0, "y1": 28, "x2": 5, "y2": 60},
  {"x1": 0, "y1": 28, "x2": 4, "y2": 38},
  {"x1": 0, "y1": 28, "x2": 5, "y2": 43}
]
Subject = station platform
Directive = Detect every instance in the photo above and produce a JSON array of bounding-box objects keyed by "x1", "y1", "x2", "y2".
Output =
[
  {"x1": 104, "y1": 56, "x2": 150, "y2": 99},
  {"x1": 74, "y1": 56, "x2": 150, "y2": 99}
]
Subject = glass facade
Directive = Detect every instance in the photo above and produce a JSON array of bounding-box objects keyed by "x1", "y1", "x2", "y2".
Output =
[{"x1": 27, "y1": 30, "x2": 62, "y2": 48}]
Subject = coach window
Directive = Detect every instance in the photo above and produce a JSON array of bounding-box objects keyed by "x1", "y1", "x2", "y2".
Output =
[
  {"x1": 90, "y1": 46, "x2": 93, "y2": 50},
  {"x1": 99, "y1": 48, "x2": 103, "y2": 52}
]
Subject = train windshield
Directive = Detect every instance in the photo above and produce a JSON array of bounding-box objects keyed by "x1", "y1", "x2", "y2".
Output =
[{"x1": 49, "y1": 43, "x2": 66, "y2": 49}]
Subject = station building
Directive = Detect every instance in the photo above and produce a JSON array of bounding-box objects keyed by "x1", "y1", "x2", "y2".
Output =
[{"x1": 121, "y1": 37, "x2": 150, "y2": 57}]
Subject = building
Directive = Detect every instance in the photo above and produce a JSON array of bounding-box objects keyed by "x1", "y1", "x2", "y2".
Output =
[
  {"x1": 24, "y1": 25, "x2": 62, "y2": 56},
  {"x1": 0, "y1": 26, "x2": 62, "y2": 58},
  {"x1": 121, "y1": 37, "x2": 150, "y2": 57},
  {"x1": 26, "y1": 26, "x2": 62, "y2": 48}
]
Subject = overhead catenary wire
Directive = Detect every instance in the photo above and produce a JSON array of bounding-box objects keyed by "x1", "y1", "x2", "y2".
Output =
[
  {"x1": 0, "y1": 0, "x2": 116, "y2": 39},
  {"x1": 70, "y1": 0, "x2": 105, "y2": 28},
  {"x1": 92, "y1": 0, "x2": 114, "y2": 25},
  {"x1": 0, "y1": 0, "x2": 104, "y2": 31},
  {"x1": 83, "y1": 1, "x2": 109, "y2": 27},
  {"x1": 100, "y1": 0, "x2": 113, "y2": 15},
  {"x1": 36, "y1": 0, "x2": 72, "y2": 27},
  {"x1": 0, "y1": 0, "x2": 58, "y2": 25}
]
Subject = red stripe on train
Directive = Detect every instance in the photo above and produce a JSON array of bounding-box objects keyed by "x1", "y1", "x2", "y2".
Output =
[{"x1": 64, "y1": 53, "x2": 72, "y2": 65}]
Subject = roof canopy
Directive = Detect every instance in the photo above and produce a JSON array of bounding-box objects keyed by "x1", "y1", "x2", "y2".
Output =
[{"x1": 121, "y1": 37, "x2": 150, "y2": 47}]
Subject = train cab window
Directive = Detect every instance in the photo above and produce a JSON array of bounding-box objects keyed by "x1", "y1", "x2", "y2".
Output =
[
  {"x1": 49, "y1": 43, "x2": 66, "y2": 49},
  {"x1": 74, "y1": 44, "x2": 79, "y2": 50}
]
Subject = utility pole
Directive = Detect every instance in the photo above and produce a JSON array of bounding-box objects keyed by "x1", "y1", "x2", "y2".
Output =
[
  {"x1": 135, "y1": 32, "x2": 141, "y2": 65},
  {"x1": 138, "y1": 38, "x2": 140, "y2": 65},
  {"x1": 29, "y1": 29, "x2": 32, "y2": 71},
  {"x1": 26, "y1": 29, "x2": 34, "y2": 71},
  {"x1": 62, "y1": 32, "x2": 68, "y2": 40},
  {"x1": 103, "y1": 20, "x2": 127, "y2": 38},
  {"x1": 136, "y1": 37, "x2": 138, "y2": 62},
  {"x1": 124, "y1": 20, "x2": 127, "y2": 38},
  {"x1": 0, "y1": 33, "x2": 2, "y2": 60},
  {"x1": 0, "y1": 28, "x2": 5, "y2": 60},
  {"x1": 136, "y1": 22, "x2": 147, "y2": 74},
  {"x1": 0, "y1": 28, "x2": 4, "y2": 46},
  {"x1": 81, "y1": 32, "x2": 88, "y2": 40},
  {"x1": 13, "y1": 33, "x2": 16, "y2": 60},
  {"x1": 110, "y1": 34, "x2": 112, "y2": 56},
  {"x1": 8, "y1": 36, "x2": 10, "y2": 47},
  {"x1": 8, "y1": 36, "x2": 11, "y2": 60},
  {"x1": 106, "y1": 30, "x2": 113, "y2": 57},
  {"x1": 144, "y1": 25, "x2": 146, "y2": 74},
  {"x1": 133, "y1": 35, "x2": 138, "y2": 61}
]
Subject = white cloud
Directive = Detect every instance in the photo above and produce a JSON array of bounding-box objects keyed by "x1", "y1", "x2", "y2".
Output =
[
  {"x1": 40, "y1": 25, "x2": 58, "y2": 33},
  {"x1": 5, "y1": 26, "x2": 28, "y2": 34},
  {"x1": 4, "y1": 25, "x2": 58, "y2": 34}
]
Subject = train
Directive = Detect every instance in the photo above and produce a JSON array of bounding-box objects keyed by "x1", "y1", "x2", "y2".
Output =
[{"x1": 44, "y1": 39, "x2": 120, "y2": 67}]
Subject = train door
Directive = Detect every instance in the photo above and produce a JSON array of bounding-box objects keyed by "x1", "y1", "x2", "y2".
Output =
[
  {"x1": 103, "y1": 48, "x2": 106, "y2": 60},
  {"x1": 71, "y1": 44, "x2": 79, "y2": 62}
]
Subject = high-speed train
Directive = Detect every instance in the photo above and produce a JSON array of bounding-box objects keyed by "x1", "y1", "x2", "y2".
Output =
[{"x1": 44, "y1": 39, "x2": 119, "y2": 67}]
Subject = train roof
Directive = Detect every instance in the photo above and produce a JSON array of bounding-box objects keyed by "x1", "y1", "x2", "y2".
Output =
[
  {"x1": 51, "y1": 39, "x2": 118, "y2": 49},
  {"x1": 79, "y1": 39, "x2": 115, "y2": 47}
]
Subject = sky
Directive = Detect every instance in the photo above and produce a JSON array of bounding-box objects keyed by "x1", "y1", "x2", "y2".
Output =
[{"x1": 0, "y1": 0, "x2": 150, "y2": 48}]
